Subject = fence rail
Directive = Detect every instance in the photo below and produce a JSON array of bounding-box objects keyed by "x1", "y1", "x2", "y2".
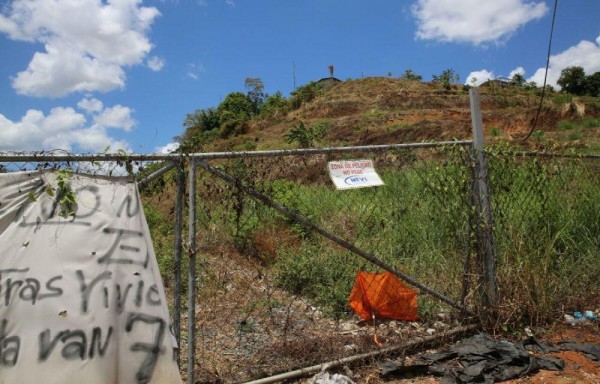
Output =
[{"x1": 1, "y1": 138, "x2": 599, "y2": 383}]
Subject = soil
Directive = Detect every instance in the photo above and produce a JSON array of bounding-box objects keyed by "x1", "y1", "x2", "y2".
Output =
[{"x1": 347, "y1": 323, "x2": 600, "y2": 384}]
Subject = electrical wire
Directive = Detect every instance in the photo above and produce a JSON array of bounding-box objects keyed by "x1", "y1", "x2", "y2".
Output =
[{"x1": 523, "y1": 0, "x2": 558, "y2": 142}]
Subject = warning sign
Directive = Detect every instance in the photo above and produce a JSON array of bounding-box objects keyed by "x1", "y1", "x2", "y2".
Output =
[{"x1": 327, "y1": 159, "x2": 384, "y2": 190}]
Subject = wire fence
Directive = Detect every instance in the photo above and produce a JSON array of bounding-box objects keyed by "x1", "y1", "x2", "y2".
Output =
[
  {"x1": 189, "y1": 142, "x2": 477, "y2": 382},
  {"x1": 486, "y1": 149, "x2": 600, "y2": 327},
  {"x1": 1, "y1": 143, "x2": 599, "y2": 383}
]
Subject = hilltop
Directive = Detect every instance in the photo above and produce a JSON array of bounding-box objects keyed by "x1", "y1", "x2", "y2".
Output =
[{"x1": 179, "y1": 77, "x2": 600, "y2": 153}]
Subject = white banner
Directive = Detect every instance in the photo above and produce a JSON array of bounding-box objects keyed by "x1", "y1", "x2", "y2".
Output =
[
  {"x1": 327, "y1": 159, "x2": 384, "y2": 190},
  {"x1": 0, "y1": 170, "x2": 182, "y2": 384}
]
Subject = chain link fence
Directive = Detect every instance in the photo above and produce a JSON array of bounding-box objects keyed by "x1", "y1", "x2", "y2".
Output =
[
  {"x1": 188, "y1": 142, "x2": 479, "y2": 382},
  {"x1": 2, "y1": 143, "x2": 598, "y2": 383},
  {"x1": 486, "y1": 148, "x2": 600, "y2": 327}
]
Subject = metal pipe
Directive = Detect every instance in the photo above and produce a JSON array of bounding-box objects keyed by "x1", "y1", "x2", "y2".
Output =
[
  {"x1": 511, "y1": 151, "x2": 600, "y2": 159},
  {"x1": 195, "y1": 160, "x2": 477, "y2": 317},
  {"x1": 173, "y1": 163, "x2": 185, "y2": 365},
  {"x1": 137, "y1": 162, "x2": 176, "y2": 189},
  {"x1": 0, "y1": 141, "x2": 473, "y2": 162},
  {"x1": 3, "y1": 143, "x2": 600, "y2": 163},
  {"x1": 243, "y1": 324, "x2": 478, "y2": 384},
  {"x1": 187, "y1": 159, "x2": 197, "y2": 384}
]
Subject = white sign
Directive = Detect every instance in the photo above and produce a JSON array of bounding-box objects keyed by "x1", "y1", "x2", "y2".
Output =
[
  {"x1": 0, "y1": 170, "x2": 182, "y2": 384},
  {"x1": 327, "y1": 159, "x2": 384, "y2": 190}
]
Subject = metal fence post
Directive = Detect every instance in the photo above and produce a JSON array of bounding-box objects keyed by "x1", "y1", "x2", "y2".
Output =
[
  {"x1": 187, "y1": 159, "x2": 197, "y2": 384},
  {"x1": 173, "y1": 161, "x2": 185, "y2": 366},
  {"x1": 469, "y1": 88, "x2": 497, "y2": 315}
]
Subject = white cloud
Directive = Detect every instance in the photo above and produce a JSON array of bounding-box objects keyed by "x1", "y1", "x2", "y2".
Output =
[
  {"x1": 225, "y1": 0, "x2": 235, "y2": 7},
  {"x1": 94, "y1": 105, "x2": 136, "y2": 132},
  {"x1": 77, "y1": 97, "x2": 104, "y2": 113},
  {"x1": 147, "y1": 56, "x2": 165, "y2": 71},
  {"x1": 155, "y1": 142, "x2": 180, "y2": 154},
  {"x1": 509, "y1": 67, "x2": 526, "y2": 79},
  {"x1": 412, "y1": 0, "x2": 547, "y2": 45},
  {"x1": 0, "y1": 0, "x2": 160, "y2": 97},
  {"x1": 0, "y1": 101, "x2": 135, "y2": 152},
  {"x1": 187, "y1": 63, "x2": 205, "y2": 80},
  {"x1": 465, "y1": 69, "x2": 494, "y2": 86},
  {"x1": 528, "y1": 35, "x2": 600, "y2": 88}
]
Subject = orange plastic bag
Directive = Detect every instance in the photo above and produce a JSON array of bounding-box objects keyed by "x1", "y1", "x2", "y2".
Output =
[{"x1": 349, "y1": 271, "x2": 419, "y2": 321}]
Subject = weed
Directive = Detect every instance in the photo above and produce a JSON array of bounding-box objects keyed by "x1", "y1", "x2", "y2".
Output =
[
  {"x1": 558, "y1": 120, "x2": 576, "y2": 130},
  {"x1": 362, "y1": 108, "x2": 387, "y2": 122},
  {"x1": 581, "y1": 118, "x2": 600, "y2": 128},
  {"x1": 489, "y1": 127, "x2": 502, "y2": 137}
]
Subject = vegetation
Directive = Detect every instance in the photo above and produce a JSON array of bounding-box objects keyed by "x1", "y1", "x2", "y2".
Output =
[
  {"x1": 401, "y1": 69, "x2": 422, "y2": 81},
  {"x1": 175, "y1": 144, "x2": 600, "y2": 326},
  {"x1": 284, "y1": 121, "x2": 328, "y2": 148},
  {"x1": 432, "y1": 68, "x2": 460, "y2": 90},
  {"x1": 557, "y1": 66, "x2": 600, "y2": 96}
]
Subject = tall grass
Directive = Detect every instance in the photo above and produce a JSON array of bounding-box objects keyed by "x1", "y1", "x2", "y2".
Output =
[
  {"x1": 153, "y1": 146, "x2": 600, "y2": 328},
  {"x1": 488, "y1": 150, "x2": 600, "y2": 325}
]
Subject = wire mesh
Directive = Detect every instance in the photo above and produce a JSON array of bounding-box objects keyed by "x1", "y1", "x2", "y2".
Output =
[
  {"x1": 189, "y1": 143, "x2": 478, "y2": 382},
  {"x1": 9, "y1": 145, "x2": 598, "y2": 382},
  {"x1": 486, "y1": 148, "x2": 600, "y2": 326}
]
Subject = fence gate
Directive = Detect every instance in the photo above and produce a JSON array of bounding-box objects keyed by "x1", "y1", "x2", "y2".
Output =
[{"x1": 185, "y1": 141, "x2": 483, "y2": 383}]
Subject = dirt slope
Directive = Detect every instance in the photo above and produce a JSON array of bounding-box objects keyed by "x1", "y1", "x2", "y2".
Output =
[{"x1": 214, "y1": 77, "x2": 600, "y2": 152}]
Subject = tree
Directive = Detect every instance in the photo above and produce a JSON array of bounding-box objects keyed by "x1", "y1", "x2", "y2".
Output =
[
  {"x1": 557, "y1": 66, "x2": 587, "y2": 95},
  {"x1": 524, "y1": 81, "x2": 538, "y2": 90},
  {"x1": 183, "y1": 108, "x2": 220, "y2": 133},
  {"x1": 244, "y1": 77, "x2": 265, "y2": 113},
  {"x1": 260, "y1": 91, "x2": 289, "y2": 117},
  {"x1": 584, "y1": 72, "x2": 600, "y2": 97},
  {"x1": 289, "y1": 81, "x2": 320, "y2": 110},
  {"x1": 218, "y1": 92, "x2": 254, "y2": 117},
  {"x1": 432, "y1": 68, "x2": 459, "y2": 90},
  {"x1": 401, "y1": 69, "x2": 422, "y2": 81},
  {"x1": 511, "y1": 73, "x2": 526, "y2": 87}
]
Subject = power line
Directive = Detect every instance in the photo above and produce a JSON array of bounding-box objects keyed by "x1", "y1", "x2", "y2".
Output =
[{"x1": 523, "y1": 0, "x2": 558, "y2": 142}]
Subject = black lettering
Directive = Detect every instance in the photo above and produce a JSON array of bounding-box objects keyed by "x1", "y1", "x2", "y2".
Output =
[
  {"x1": 125, "y1": 312, "x2": 166, "y2": 384},
  {"x1": 98, "y1": 228, "x2": 147, "y2": 268},
  {"x1": 76, "y1": 270, "x2": 112, "y2": 314},
  {"x1": 5, "y1": 279, "x2": 23, "y2": 306},
  {"x1": 145, "y1": 285, "x2": 161, "y2": 306},
  {"x1": 135, "y1": 280, "x2": 144, "y2": 307},
  {"x1": 115, "y1": 283, "x2": 133, "y2": 314},
  {"x1": 88, "y1": 326, "x2": 113, "y2": 359},
  {"x1": 19, "y1": 278, "x2": 41, "y2": 305},
  {"x1": 103, "y1": 287, "x2": 109, "y2": 309},
  {"x1": 0, "y1": 269, "x2": 28, "y2": 306},
  {"x1": 38, "y1": 329, "x2": 68, "y2": 362},
  {"x1": 38, "y1": 275, "x2": 63, "y2": 300},
  {"x1": 61, "y1": 330, "x2": 86, "y2": 360},
  {"x1": 73, "y1": 186, "x2": 101, "y2": 219},
  {"x1": 0, "y1": 320, "x2": 20, "y2": 367},
  {"x1": 117, "y1": 195, "x2": 139, "y2": 218}
]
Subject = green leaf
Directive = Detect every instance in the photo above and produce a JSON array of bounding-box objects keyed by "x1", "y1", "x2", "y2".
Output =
[{"x1": 27, "y1": 192, "x2": 37, "y2": 202}]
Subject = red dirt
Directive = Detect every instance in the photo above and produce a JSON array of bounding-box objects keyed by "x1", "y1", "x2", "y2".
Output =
[{"x1": 351, "y1": 324, "x2": 600, "y2": 384}]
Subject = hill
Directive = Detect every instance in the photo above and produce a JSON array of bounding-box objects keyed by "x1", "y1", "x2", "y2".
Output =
[{"x1": 179, "y1": 77, "x2": 600, "y2": 153}]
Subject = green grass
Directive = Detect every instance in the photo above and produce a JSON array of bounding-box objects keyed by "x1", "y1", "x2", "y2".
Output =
[{"x1": 147, "y1": 146, "x2": 600, "y2": 328}]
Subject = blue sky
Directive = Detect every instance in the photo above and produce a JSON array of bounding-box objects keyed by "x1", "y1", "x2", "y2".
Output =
[{"x1": 0, "y1": 0, "x2": 599, "y2": 154}]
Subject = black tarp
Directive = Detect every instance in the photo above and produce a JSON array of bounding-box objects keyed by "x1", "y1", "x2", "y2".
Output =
[{"x1": 380, "y1": 334, "x2": 599, "y2": 383}]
